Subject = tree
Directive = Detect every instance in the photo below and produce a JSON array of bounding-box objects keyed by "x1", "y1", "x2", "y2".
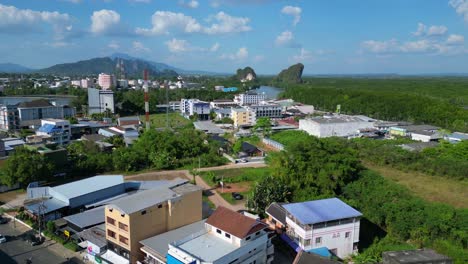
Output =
[
  {"x1": 247, "y1": 175, "x2": 292, "y2": 215},
  {"x1": 2, "y1": 147, "x2": 54, "y2": 188},
  {"x1": 253, "y1": 117, "x2": 272, "y2": 136}
]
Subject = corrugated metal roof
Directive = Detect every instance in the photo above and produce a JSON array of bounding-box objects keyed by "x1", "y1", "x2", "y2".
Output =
[
  {"x1": 283, "y1": 198, "x2": 362, "y2": 225},
  {"x1": 51, "y1": 175, "x2": 124, "y2": 200},
  {"x1": 38, "y1": 124, "x2": 62, "y2": 133},
  {"x1": 25, "y1": 197, "x2": 68, "y2": 214},
  {"x1": 63, "y1": 206, "x2": 105, "y2": 229}
]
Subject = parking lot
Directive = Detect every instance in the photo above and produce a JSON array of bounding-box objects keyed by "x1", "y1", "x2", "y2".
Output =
[{"x1": 0, "y1": 218, "x2": 83, "y2": 264}]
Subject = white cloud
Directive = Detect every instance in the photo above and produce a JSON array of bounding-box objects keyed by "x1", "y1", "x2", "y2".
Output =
[
  {"x1": 180, "y1": 0, "x2": 199, "y2": 8},
  {"x1": 165, "y1": 38, "x2": 190, "y2": 53},
  {"x1": 447, "y1": 34, "x2": 465, "y2": 45},
  {"x1": 361, "y1": 39, "x2": 400, "y2": 54},
  {"x1": 132, "y1": 41, "x2": 150, "y2": 52},
  {"x1": 108, "y1": 41, "x2": 120, "y2": 50},
  {"x1": 276, "y1": 31, "x2": 293, "y2": 46},
  {"x1": 400, "y1": 40, "x2": 434, "y2": 53},
  {"x1": 220, "y1": 47, "x2": 248, "y2": 61},
  {"x1": 413, "y1": 23, "x2": 447, "y2": 37},
  {"x1": 450, "y1": 0, "x2": 468, "y2": 22},
  {"x1": 210, "y1": 42, "x2": 220, "y2": 52},
  {"x1": 90, "y1": 9, "x2": 120, "y2": 34},
  {"x1": 136, "y1": 11, "x2": 202, "y2": 35},
  {"x1": 281, "y1": 5, "x2": 302, "y2": 26},
  {"x1": 291, "y1": 48, "x2": 313, "y2": 62},
  {"x1": 203, "y1": 12, "x2": 251, "y2": 34},
  {"x1": 0, "y1": 4, "x2": 71, "y2": 33},
  {"x1": 413, "y1": 22, "x2": 427, "y2": 36},
  {"x1": 211, "y1": 0, "x2": 221, "y2": 8}
]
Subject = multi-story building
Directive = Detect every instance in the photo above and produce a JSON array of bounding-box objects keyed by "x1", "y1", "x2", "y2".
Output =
[
  {"x1": 235, "y1": 92, "x2": 266, "y2": 106},
  {"x1": 247, "y1": 103, "x2": 282, "y2": 119},
  {"x1": 88, "y1": 88, "x2": 115, "y2": 115},
  {"x1": 71, "y1": 80, "x2": 82, "y2": 87},
  {"x1": 167, "y1": 206, "x2": 274, "y2": 264},
  {"x1": 299, "y1": 115, "x2": 374, "y2": 138},
  {"x1": 0, "y1": 100, "x2": 76, "y2": 130},
  {"x1": 280, "y1": 198, "x2": 362, "y2": 259},
  {"x1": 180, "y1": 99, "x2": 210, "y2": 120},
  {"x1": 118, "y1": 79, "x2": 129, "y2": 88},
  {"x1": 231, "y1": 107, "x2": 256, "y2": 128},
  {"x1": 36, "y1": 119, "x2": 71, "y2": 145},
  {"x1": 104, "y1": 181, "x2": 202, "y2": 264},
  {"x1": 81, "y1": 78, "x2": 93, "y2": 88},
  {"x1": 210, "y1": 99, "x2": 239, "y2": 109},
  {"x1": 98, "y1": 73, "x2": 116, "y2": 90}
]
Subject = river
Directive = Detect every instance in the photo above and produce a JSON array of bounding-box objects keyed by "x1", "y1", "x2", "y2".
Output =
[{"x1": 251, "y1": 85, "x2": 283, "y2": 100}]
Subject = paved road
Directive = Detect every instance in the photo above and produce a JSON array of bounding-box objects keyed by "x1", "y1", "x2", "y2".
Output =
[{"x1": 0, "y1": 218, "x2": 83, "y2": 264}]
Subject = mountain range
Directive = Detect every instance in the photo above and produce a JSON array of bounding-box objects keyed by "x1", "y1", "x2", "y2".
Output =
[{"x1": 0, "y1": 54, "x2": 223, "y2": 76}]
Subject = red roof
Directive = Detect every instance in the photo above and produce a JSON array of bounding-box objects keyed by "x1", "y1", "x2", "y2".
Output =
[{"x1": 206, "y1": 206, "x2": 266, "y2": 239}]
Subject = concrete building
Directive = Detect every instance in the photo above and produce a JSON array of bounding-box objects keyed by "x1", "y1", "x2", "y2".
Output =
[
  {"x1": 98, "y1": 73, "x2": 116, "y2": 90},
  {"x1": 210, "y1": 100, "x2": 239, "y2": 109},
  {"x1": 118, "y1": 79, "x2": 129, "y2": 89},
  {"x1": 444, "y1": 132, "x2": 468, "y2": 143},
  {"x1": 118, "y1": 116, "x2": 141, "y2": 128},
  {"x1": 0, "y1": 99, "x2": 76, "y2": 130},
  {"x1": 231, "y1": 107, "x2": 256, "y2": 128},
  {"x1": 180, "y1": 99, "x2": 210, "y2": 120},
  {"x1": 104, "y1": 181, "x2": 202, "y2": 263},
  {"x1": 81, "y1": 78, "x2": 93, "y2": 88},
  {"x1": 71, "y1": 80, "x2": 82, "y2": 87},
  {"x1": 36, "y1": 118, "x2": 71, "y2": 145},
  {"x1": 234, "y1": 92, "x2": 266, "y2": 106},
  {"x1": 88, "y1": 88, "x2": 115, "y2": 115},
  {"x1": 299, "y1": 115, "x2": 374, "y2": 138},
  {"x1": 382, "y1": 249, "x2": 452, "y2": 264},
  {"x1": 389, "y1": 125, "x2": 439, "y2": 138},
  {"x1": 281, "y1": 198, "x2": 362, "y2": 259},
  {"x1": 247, "y1": 103, "x2": 282, "y2": 119},
  {"x1": 167, "y1": 206, "x2": 274, "y2": 264}
]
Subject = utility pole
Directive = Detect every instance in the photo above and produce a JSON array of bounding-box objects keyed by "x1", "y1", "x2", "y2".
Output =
[
  {"x1": 143, "y1": 70, "x2": 150, "y2": 131},
  {"x1": 166, "y1": 85, "x2": 169, "y2": 129}
]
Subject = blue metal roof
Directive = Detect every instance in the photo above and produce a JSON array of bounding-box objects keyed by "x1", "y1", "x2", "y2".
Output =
[
  {"x1": 38, "y1": 124, "x2": 62, "y2": 133},
  {"x1": 308, "y1": 247, "x2": 332, "y2": 258},
  {"x1": 26, "y1": 197, "x2": 68, "y2": 214},
  {"x1": 282, "y1": 198, "x2": 362, "y2": 225}
]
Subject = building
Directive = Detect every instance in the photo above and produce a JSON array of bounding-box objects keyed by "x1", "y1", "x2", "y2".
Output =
[
  {"x1": 293, "y1": 250, "x2": 341, "y2": 264},
  {"x1": 389, "y1": 125, "x2": 439, "y2": 137},
  {"x1": 104, "y1": 181, "x2": 202, "y2": 263},
  {"x1": 299, "y1": 115, "x2": 374, "y2": 138},
  {"x1": 281, "y1": 198, "x2": 362, "y2": 259},
  {"x1": 235, "y1": 92, "x2": 266, "y2": 106},
  {"x1": 36, "y1": 119, "x2": 71, "y2": 145},
  {"x1": 247, "y1": 103, "x2": 282, "y2": 119},
  {"x1": 118, "y1": 116, "x2": 141, "y2": 128},
  {"x1": 140, "y1": 220, "x2": 207, "y2": 264},
  {"x1": 223, "y1": 87, "x2": 238, "y2": 92},
  {"x1": 193, "y1": 121, "x2": 225, "y2": 135},
  {"x1": 98, "y1": 73, "x2": 117, "y2": 90},
  {"x1": 180, "y1": 99, "x2": 210, "y2": 120},
  {"x1": 1, "y1": 137, "x2": 26, "y2": 155},
  {"x1": 210, "y1": 100, "x2": 239, "y2": 109},
  {"x1": 81, "y1": 78, "x2": 93, "y2": 88},
  {"x1": 265, "y1": 202, "x2": 287, "y2": 231},
  {"x1": 410, "y1": 130, "x2": 442, "y2": 142},
  {"x1": 167, "y1": 206, "x2": 274, "y2": 264},
  {"x1": 99, "y1": 126, "x2": 139, "y2": 146},
  {"x1": 118, "y1": 79, "x2": 129, "y2": 89},
  {"x1": 444, "y1": 132, "x2": 468, "y2": 143},
  {"x1": 88, "y1": 88, "x2": 115, "y2": 115},
  {"x1": 71, "y1": 80, "x2": 82, "y2": 87},
  {"x1": 382, "y1": 249, "x2": 452, "y2": 264},
  {"x1": 213, "y1": 108, "x2": 232, "y2": 120},
  {"x1": 231, "y1": 107, "x2": 256, "y2": 128}
]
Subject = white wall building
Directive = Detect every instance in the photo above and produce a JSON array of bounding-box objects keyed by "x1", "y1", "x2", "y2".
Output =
[
  {"x1": 98, "y1": 73, "x2": 116, "y2": 90},
  {"x1": 235, "y1": 92, "x2": 266, "y2": 106},
  {"x1": 71, "y1": 80, "x2": 81, "y2": 87},
  {"x1": 299, "y1": 115, "x2": 374, "y2": 138},
  {"x1": 247, "y1": 103, "x2": 282, "y2": 119},
  {"x1": 167, "y1": 206, "x2": 274, "y2": 264},
  {"x1": 180, "y1": 99, "x2": 211, "y2": 120},
  {"x1": 81, "y1": 78, "x2": 93, "y2": 88},
  {"x1": 88, "y1": 88, "x2": 115, "y2": 115},
  {"x1": 282, "y1": 198, "x2": 362, "y2": 259},
  {"x1": 36, "y1": 119, "x2": 71, "y2": 145}
]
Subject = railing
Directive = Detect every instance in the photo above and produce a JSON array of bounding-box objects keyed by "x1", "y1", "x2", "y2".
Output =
[{"x1": 262, "y1": 138, "x2": 284, "y2": 151}]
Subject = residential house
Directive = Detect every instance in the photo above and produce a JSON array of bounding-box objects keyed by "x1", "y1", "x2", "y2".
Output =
[
  {"x1": 239, "y1": 142, "x2": 263, "y2": 157},
  {"x1": 36, "y1": 119, "x2": 71, "y2": 145},
  {"x1": 265, "y1": 202, "x2": 287, "y2": 232}
]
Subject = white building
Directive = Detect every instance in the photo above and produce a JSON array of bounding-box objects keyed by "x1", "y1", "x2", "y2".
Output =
[
  {"x1": 235, "y1": 92, "x2": 266, "y2": 106},
  {"x1": 247, "y1": 103, "x2": 282, "y2": 119},
  {"x1": 411, "y1": 131, "x2": 442, "y2": 142},
  {"x1": 71, "y1": 80, "x2": 81, "y2": 87},
  {"x1": 36, "y1": 119, "x2": 71, "y2": 145},
  {"x1": 180, "y1": 99, "x2": 211, "y2": 120},
  {"x1": 81, "y1": 78, "x2": 93, "y2": 88},
  {"x1": 210, "y1": 100, "x2": 240, "y2": 109},
  {"x1": 88, "y1": 88, "x2": 115, "y2": 115},
  {"x1": 117, "y1": 79, "x2": 129, "y2": 88},
  {"x1": 167, "y1": 206, "x2": 274, "y2": 264},
  {"x1": 299, "y1": 115, "x2": 374, "y2": 138},
  {"x1": 282, "y1": 198, "x2": 362, "y2": 259},
  {"x1": 98, "y1": 73, "x2": 116, "y2": 90}
]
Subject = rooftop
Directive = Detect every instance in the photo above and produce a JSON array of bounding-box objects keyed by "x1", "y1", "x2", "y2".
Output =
[
  {"x1": 447, "y1": 132, "x2": 468, "y2": 140},
  {"x1": 77, "y1": 224, "x2": 107, "y2": 249},
  {"x1": 51, "y1": 175, "x2": 124, "y2": 200},
  {"x1": 25, "y1": 197, "x2": 68, "y2": 214},
  {"x1": 307, "y1": 115, "x2": 372, "y2": 124},
  {"x1": 206, "y1": 206, "x2": 266, "y2": 239},
  {"x1": 293, "y1": 250, "x2": 341, "y2": 264},
  {"x1": 140, "y1": 220, "x2": 206, "y2": 260},
  {"x1": 266, "y1": 202, "x2": 287, "y2": 226},
  {"x1": 231, "y1": 107, "x2": 248, "y2": 112},
  {"x1": 383, "y1": 249, "x2": 452, "y2": 264},
  {"x1": 193, "y1": 121, "x2": 225, "y2": 134},
  {"x1": 176, "y1": 231, "x2": 238, "y2": 262},
  {"x1": 283, "y1": 198, "x2": 362, "y2": 225},
  {"x1": 17, "y1": 99, "x2": 52, "y2": 108},
  {"x1": 63, "y1": 206, "x2": 105, "y2": 229}
]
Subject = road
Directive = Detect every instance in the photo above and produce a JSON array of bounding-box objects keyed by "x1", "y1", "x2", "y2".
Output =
[{"x1": 0, "y1": 218, "x2": 84, "y2": 264}]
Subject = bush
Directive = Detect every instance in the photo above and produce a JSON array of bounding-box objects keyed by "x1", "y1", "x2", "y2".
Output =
[
  {"x1": 46, "y1": 221, "x2": 56, "y2": 233},
  {"x1": 64, "y1": 241, "x2": 80, "y2": 252}
]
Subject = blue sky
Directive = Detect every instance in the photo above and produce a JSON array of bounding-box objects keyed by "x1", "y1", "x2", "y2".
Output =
[{"x1": 2, "y1": 0, "x2": 468, "y2": 74}]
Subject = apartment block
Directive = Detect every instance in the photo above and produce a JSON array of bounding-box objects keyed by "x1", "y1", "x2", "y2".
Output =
[
  {"x1": 234, "y1": 92, "x2": 266, "y2": 106},
  {"x1": 247, "y1": 103, "x2": 282, "y2": 119},
  {"x1": 36, "y1": 118, "x2": 71, "y2": 145},
  {"x1": 98, "y1": 73, "x2": 117, "y2": 90},
  {"x1": 231, "y1": 107, "x2": 256, "y2": 128},
  {"x1": 104, "y1": 182, "x2": 202, "y2": 264},
  {"x1": 180, "y1": 99, "x2": 210, "y2": 120}
]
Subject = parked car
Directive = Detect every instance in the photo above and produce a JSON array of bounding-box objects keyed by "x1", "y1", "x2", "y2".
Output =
[
  {"x1": 231, "y1": 192, "x2": 244, "y2": 200},
  {"x1": 0, "y1": 217, "x2": 8, "y2": 224},
  {"x1": 0, "y1": 235, "x2": 6, "y2": 243}
]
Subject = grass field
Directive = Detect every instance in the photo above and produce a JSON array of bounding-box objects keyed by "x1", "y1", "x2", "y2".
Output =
[
  {"x1": 220, "y1": 191, "x2": 251, "y2": 205},
  {"x1": 200, "y1": 167, "x2": 271, "y2": 186},
  {"x1": 364, "y1": 162, "x2": 468, "y2": 208},
  {"x1": 142, "y1": 113, "x2": 192, "y2": 129}
]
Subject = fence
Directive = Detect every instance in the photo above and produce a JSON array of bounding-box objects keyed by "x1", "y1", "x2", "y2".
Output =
[{"x1": 262, "y1": 138, "x2": 285, "y2": 151}]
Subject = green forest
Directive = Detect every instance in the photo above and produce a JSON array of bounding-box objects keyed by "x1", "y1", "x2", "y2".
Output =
[{"x1": 279, "y1": 77, "x2": 468, "y2": 132}]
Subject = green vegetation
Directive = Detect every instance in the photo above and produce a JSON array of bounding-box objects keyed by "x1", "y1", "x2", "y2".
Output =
[
  {"x1": 235, "y1": 67, "x2": 257, "y2": 81},
  {"x1": 247, "y1": 175, "x2": 292, "y2": 215},
  {"x1": 202, "y1": 193, "x2": 216, "y2": 209},
  {"x1": 280, "y1": 78, "x2": 468, "y2": 132},
  {"x1": 144, "y1": 113, "x2": 192, "y2": 129},
  {"x1": 253, "y1": 117, "x2": 272, "y2": 136},
  {"x1": 220, "y1": 191, "x2": 250, "y2": 205},
  {"x1": 275, "y1": 63, "x2": 304, "y2": 84},
  {"x1": 200, "y1": 167, "x2": 271, "y2": 186},
  {"x1": 270, "y1": 130, "x2": 311, "y2": 147}
]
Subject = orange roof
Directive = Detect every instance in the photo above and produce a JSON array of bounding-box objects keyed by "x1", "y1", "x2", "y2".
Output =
[{"x1": 206, "y1": 206, "x2": 266, "y2": 239}]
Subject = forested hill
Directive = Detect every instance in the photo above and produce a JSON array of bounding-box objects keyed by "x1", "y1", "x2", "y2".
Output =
[
  {"x1": 37, "y1": 57, "x2": 178, "y2": 78},
  {"x1": 276, "y1": 63, "x2": 304, "y2": 83},
  {"x1": 280, "y1": 78, "x2": 468, "y2": 132}
]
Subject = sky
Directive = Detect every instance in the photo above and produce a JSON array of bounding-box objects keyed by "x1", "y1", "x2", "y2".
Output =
[{"x1": 2, "y1": 0, "x2": 468, "y2": 74}]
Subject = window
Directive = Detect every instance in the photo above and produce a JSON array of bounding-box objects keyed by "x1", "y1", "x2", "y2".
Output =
[
  {"x1": 304, "y1": 239, "x2": 311, "y2": 246},
  {"x1": 107, "y1": 229, "x2": 116, "y2": 238},
  {"x1": 109, "y1": 208, "x2": 113, "y2": 212},
  {"x1": 141, "y1": 210, "x2": 147, "y2": 215},
  {"x1": 246, "y1": 236, "x2": 251, "y2": 241},
  {"x1": 106, "y1": 217, "x2": 115, "y2": 226},
  {"x1": 158, "y1": 204, "x2": 163, "y2": 209},
  {"x1": 345, "y1": 232, "x2": 351, "y2": 238},
  {"x1": 119, "y1": 235, "x2": 129, "y2": 245},
  {"x1": 255, "y1": 231, "x2": 260, "y2": 236},
  {"x1": 315, "y1": 237, "x2": 322, "y2": 244},
  {"x1": 119, "y1": 222, "x2": 129, "y2": 232},
  {"x1": 225, "y1": 233, "x2": 231, "y2": 238},
  {"x1": 216, "y1": 229, "x2": 222, "y2": 234}
]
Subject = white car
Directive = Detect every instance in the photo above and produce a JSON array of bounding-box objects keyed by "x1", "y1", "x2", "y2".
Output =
[{"x1": 0, "y1": 235, "x2": 6, "y2": 243}]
